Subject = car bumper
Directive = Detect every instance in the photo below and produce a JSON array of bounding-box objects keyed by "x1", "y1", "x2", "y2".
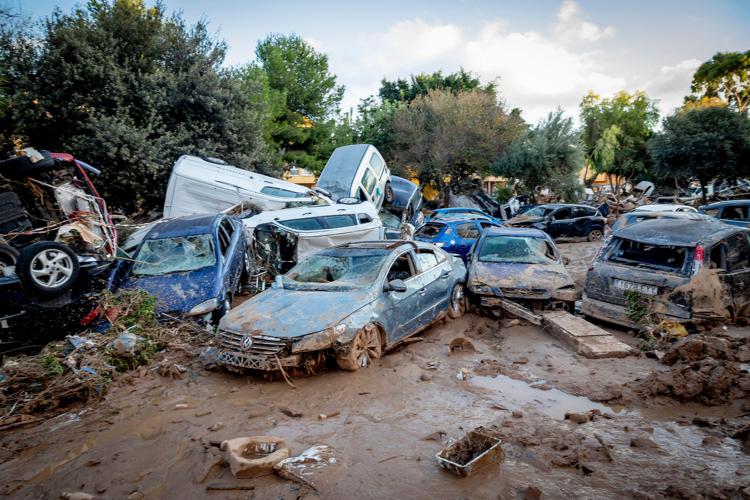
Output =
[
  {"x1": 217, "y1": 349, "x2": 301, "y2": 371},
  {"x1": 581, "y1": 294, "x2": 691, "y2": 329}
]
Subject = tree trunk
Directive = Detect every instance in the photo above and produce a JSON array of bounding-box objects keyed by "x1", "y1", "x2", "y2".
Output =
[{"x1": 700, "y1": 178, "x2": 707, "y2": 205}]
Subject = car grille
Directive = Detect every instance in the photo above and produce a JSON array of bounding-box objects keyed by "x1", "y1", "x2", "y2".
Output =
[
  {"x1": 218, "y1": 329, "x2": 290, "y2": 356},
  {"x1": 500, "y1": 288, "x2": 549, "y2": 299}
]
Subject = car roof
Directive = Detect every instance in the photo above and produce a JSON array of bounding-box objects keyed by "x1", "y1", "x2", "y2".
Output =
[
  {"x1": 614, "y1": 218, "x2": 743, "y2": 246},
  {"x1": 537, "y1": 203, "x2": 592, "y2": 210},
  {"x1": 337, "y1": 240, "x2": 434, "y2": 251},
  {"x1": 241, "y1": 201, "x2": 379, "y2": 229},
  {"x1": 633, "y1": 204, "x2": 696, "y2": 212},
  {"x1": 623, "y1": 211, "x2": 712, "y2": 220},
  {"x1": 435, "y1": 207, "x2": 484, "y2": 213},
  {"x1": 438, "y1": 217, "x2": 496, "y2": 224},
  {"x1": 701, "y1": 199, "x2": 750, "y2": 208},
  {"x1": 482, "y1": 226, "x2": 549, "y2": 238},
  {"x1": 147, "y1": 213, "x2": 220, "y2": 239}
]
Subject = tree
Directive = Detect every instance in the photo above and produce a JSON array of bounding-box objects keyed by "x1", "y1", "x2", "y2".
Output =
[
  {"x1": 255, "y1": 33, "x2": 344, "y2": 174},
  {"x1": 648, "y1": 106, "x2": 750, "y2": 203},
  {"x1": 689, "y1": 51, "x2": 750, "y2": 114},
  {"x1": 379, "y1": 68, "x2": 494, "y2": 103},
  {"x1": 0, "y1": 0, "x2": 272, "y2": 214},
  {"x1": 351, "y1": 96, "x2": 404, "y2": 159},
  {"x1": 388, "y1": 89, "x2": 523, "y2": 202},
  {"x1": 494, "y1": 110, "x2": 583, "y2": 202},
  {"x1": 580, "y1": 91, "x2": 659, "y2": 201}
]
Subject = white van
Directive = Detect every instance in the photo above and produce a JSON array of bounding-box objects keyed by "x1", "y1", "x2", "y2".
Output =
[
  {"x1": 316, "y1": 145, "x2": 393, "y2": 209},
  {"x1": 163, "y1": 155, "x2": 328, "y2": 217}
]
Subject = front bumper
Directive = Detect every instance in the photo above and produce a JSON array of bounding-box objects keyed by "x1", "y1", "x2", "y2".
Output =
[
  {"x1": 218, "y1": 349, "x2": 301, "y2": 371},
  {"x1": 581, "y1": 294, "x2": 691, "y2": 329}
]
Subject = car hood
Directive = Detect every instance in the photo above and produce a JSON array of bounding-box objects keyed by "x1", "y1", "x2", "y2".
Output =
[
  {"x1": 119, "y1": 267, "x2": 218, "y2": 313},
  {"x1": 505, "y1": 215, "x2": 544, "y2": 226},
  {"x1": 468, "y1": 260, "x2": 574, "y2": 290},
  {"x1": 220, "y1": 288, "x2": 373, "y2": 338}
]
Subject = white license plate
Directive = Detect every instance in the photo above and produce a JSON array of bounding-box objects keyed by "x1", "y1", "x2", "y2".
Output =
[{"x1": 613, "y1": 279, "x2": 658, "y2": 296}]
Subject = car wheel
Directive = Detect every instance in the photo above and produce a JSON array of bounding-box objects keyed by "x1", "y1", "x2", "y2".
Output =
[
  {"x1": 448, "y1": 284, "x2": 466, "y2": 319},
  {"x1": 0, "y1": 242, "x2": 18, "y2": 273},
  {"x1": 16, "y1": 241, "x2": 80, "y2": 296},
  {"x1": 384, "y1": 183, "x2": 394, "y2": 205},
  {"x1": 587, "y1": 228, "x2": 603, "y2": 241},
  {"x1": 336, "y1": 324, "x2": 382, "y2": 371},
  {"x1": 212, "y1": 294, "x2": 232, "y2": 325}
]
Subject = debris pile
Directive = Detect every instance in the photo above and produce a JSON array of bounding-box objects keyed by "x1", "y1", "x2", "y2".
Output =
[
  {"x1": 639, "y1": 334, "x2": 750, "y2": 405},
  {"x1": 0, "y1": 290, "x2": 208, "y2": 428}
]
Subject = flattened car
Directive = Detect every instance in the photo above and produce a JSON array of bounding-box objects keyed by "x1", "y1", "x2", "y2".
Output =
[{"x1": 215, "y1": 241, "x2": 467, "y2": 374}]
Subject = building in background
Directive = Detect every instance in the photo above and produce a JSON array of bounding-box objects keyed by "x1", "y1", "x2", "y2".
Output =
[{"x1": 283, "y1": 166, "x2": 316, "y2": 188}]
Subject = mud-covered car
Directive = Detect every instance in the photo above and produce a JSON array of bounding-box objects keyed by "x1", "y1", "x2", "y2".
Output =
[
  {"x1": 466, "y1": 227, "x2": 577, "y2": 312},
  {"x1": 415, "y1": 218, "x2": 502, "y2": 262},
  {"x1": 111, "y1": 214, "x2": 248, "y2": 324},
  {"x1": 505, "y1": 203, "x2": 606, "y2": 241},
  {"x1": 215, "y1": 241, "x2": 466, "y2": 374},
  {"x1": 582, "y1": 218, "x2": 750, "y2": 328},
  {"x1": 699, "y1": 200, "x2": 750, "y2": 228},
  {"x1": 609, "y1": 211, "x2": 714, "y2": 234}
]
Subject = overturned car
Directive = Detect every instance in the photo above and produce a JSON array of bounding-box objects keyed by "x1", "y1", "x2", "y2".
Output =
[{"x1": 214, "y1": 241, "x2": 466, "y2": 374}]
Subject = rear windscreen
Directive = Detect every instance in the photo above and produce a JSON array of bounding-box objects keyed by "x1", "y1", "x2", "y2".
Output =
[{"x1": 607, "y1": 237, "x2": 690, "y2": 274}]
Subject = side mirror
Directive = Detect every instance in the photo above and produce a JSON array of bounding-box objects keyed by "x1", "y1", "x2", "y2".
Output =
[{"x1": 387, "y1": 279, "x2": 407, "y2": 293}]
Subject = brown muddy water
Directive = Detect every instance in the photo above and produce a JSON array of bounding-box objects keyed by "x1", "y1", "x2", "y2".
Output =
[{"x1": 1, "y1": 313, "x2": 749, "y2": 499}]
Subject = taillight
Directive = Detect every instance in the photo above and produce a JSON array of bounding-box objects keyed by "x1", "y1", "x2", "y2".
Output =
[{"x1": 692, "y1": 245, "x2": 704, "y2": 276}]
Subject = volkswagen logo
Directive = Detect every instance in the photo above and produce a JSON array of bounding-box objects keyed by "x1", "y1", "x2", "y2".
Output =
[{"x1": 241, "y1": 336, "x2": 253, "y2": 350}]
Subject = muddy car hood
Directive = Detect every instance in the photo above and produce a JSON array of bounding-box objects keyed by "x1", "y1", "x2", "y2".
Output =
[
  {"x1": 220, "y1": 288, "x2": 373, "y2": 338},
  {"x1": 469, "y1": 260, "x2": 574, "y2": 291},
  {"x1": 505, "y1": 215, "x2": 544, "y2": 226},
  {"x1": 119, "y1": 267, "x2": 218, "y2": 314}
]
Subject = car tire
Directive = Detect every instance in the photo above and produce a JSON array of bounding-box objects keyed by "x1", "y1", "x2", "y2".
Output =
[
  {"x1": 384, "y1": 183, "x2": 394, "y2": 206},
  {"x1": 587, "y1": 228, "x2": 603, "y2": 241},
  {"x1": 336, "y1": 323, "x2": 382, "y2": 371},
  {"x1": 0, "y1": 242, "x2": 19, "y2": 269},
  {"x1": 448, "y1": 284, "x2": 466, "y2": 319},
  {"x1": 212, "y1": 294, "x2": 232, "y2": 325},
  {"x1": 16, "y1": 241, "x2": 80, "y2": 296}
]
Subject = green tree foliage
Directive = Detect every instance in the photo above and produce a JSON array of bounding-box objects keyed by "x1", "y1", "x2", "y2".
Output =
[
  {"x1": 648, "y1": 106, "x2": 750, "y2": 203},
  {"x1": 0, "y1": 0, "x2": 272, "y2": 214},
  {"x1": 255, "y1": 33, "x2": 344, "y2": 174},
  {"x1": 389, "y1": 89, "x2": 523, "y2": 200},
  {"x1": 493, "y1": 110, "x2": 583, "y2": 202},
  {"x1": 352, "y1": 96, "x2": 404, "y2": 159},
  {"x1": 379, "y1": 68, "x2": 494, "y2": 103},
  {"x1": 580, "y1": 91, "x2": 659, "y2": 193},
  {"x1": 689, "y1": 51, "x2": 750, "y2": 114}
]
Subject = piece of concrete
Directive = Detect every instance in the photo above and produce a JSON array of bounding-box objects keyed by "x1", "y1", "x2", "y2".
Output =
[
  {"x1": 498, "y1": 299, "x2": 542, "y2": 325},
  {"x1": 542, "y1": 310, "x2": 634, "y2": 359},
  {"x1": 220, "y1": 436, "x2": 291, "y2": 478}
]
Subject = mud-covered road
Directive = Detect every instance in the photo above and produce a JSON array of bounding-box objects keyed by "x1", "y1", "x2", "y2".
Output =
[{"x1": 1, "y1": 242, "x2": 749, "y2": 499}]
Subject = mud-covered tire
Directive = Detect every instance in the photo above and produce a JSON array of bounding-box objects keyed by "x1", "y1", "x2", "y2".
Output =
[
  {"x1": 0, "y1": 242, "x2": 18, "y2": 268},
  {"x1": 384, "y1": 183, "x2": 394, "y2": 205},
  {"x1": 448, "y1": 284, "x2": 466, "y2": 319},
  {"x1": 16, "y1": 241, "x2": 79, "y2": 296},
  {"x1": 587, "y1": 228, "x2": 603, "y2": 242},
  {"x1": 336, "y1": 324, "x2": 382, "y2": 371}
]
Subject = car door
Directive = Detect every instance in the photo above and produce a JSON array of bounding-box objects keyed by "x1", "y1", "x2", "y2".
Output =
[
  {"x1": 719, "y1": 205, "x2": 750, "y2": 228},
  {"x1": 454, "y1": 222, "x2": 481, "y2": 258},
  {"x1": 413, "y1": 248, "x2": 450, "y2": 324},
  {"x1": 383, "y1": 250, "x2": 423, "y2": 342},
  {"x1": 571, "y1": 206, "x2": 597, "y2": 237},
  {"x1": 217, "y1": 218, "x2": 241, "y2": 295},
  {"x1": 547, "y1": 208, "x2": 573, "y2": 238},
  {"x1": 724, "y1": 232, "x2": 750, "y2": 316}
]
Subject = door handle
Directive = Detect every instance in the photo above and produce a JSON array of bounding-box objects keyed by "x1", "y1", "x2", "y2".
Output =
[
  {"x1": 419, "y1": 288, "x2": 427, "y2": 295},
  {"x1": 441, "y1": 271, "x2": 451, "y2": 279}
]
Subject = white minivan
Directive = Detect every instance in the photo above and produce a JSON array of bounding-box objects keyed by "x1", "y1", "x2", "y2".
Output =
[
  {"x1": 163, "y1": 155, "x2": 328, "y2": 218},
  {"x1": 316, "y1": 144, "x2": 393, "y2": 209}
]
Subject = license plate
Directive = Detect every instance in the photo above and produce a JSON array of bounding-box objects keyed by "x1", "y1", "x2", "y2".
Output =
[{"x1": 613, "y1": 279, "x2": 658, "y2": 296}]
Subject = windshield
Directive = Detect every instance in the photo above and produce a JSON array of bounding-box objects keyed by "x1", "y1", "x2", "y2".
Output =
[
  {"x1": 284, "y1": 250, "x2": 388, "y2": 290},
  {"x1": 607, "y1": 237, "x2": 689, "y2": 274},
  {"x1": 522, "y1": 206, "x2": 553, "y2": 218},
  {"x1": 133, "y1": 234, "x2": 216, "y2": 276},
  {"x1": 478, "y1": 236, "x2": 556, "y2": 264},
  {"x1": 379, "y1": 209, "x2": 402, "y2": 229}
]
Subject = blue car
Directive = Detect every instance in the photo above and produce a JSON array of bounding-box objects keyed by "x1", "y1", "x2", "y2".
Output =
[
  {"x1": 215, "y1": 241, "x2": 466, "y2": 373},
  {"x1": 426, "y1": 207, "x2": 503, "y2": 225},
  {"x1": 112, "y1": 214, "x2": 248, "y2": 324},
  {"x1": 414, "y1": 217, "x2": 502, "y2": 262},
  {"x1": 699, "y1": 200, "x2": 750, "y2": 228}
]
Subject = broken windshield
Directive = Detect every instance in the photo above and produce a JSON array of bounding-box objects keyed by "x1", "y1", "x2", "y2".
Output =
[
  {"x1": 284, "y1": 250, "x2": 388, "y2": 290},
  {"x1": 522, "y1": 206, "x2": 554, "y2": 218},
  {"x1": 607, "y1": 237, "x2": 689, "y2": 274},
  {"x1": 133, "y1": 234, "x2": 216, "y2": 276},
  {"x1": 478, "y1": 236, "x2": 556, "y2": 264}
]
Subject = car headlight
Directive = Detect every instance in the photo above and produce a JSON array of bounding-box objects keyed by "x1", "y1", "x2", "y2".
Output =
[
  {"x1": 187, "y1": 298, "x2": 218, "y2": 316},
  {"x1": 292, "y1": 324, "x2": 347, "y2": 353},
  {"x1": 469, "y1": 282, "x2": 493, "y2": 295}
]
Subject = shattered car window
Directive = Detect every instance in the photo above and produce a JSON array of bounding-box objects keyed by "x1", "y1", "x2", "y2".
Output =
[
  {"x1": 416, "y1": 223, "x2": 444, "y2": 239},
  {"x1": 133, "y1": 235, "x2": 216, "y2": 276},
  {"x1": 607, "y1": 237, "x2": 689, "y2": 274},
  {"x1": 478, "y1": 236, "x2": 555, "y2": 264},
  {"x1": 523, "y1": 206, "x2": 554, "y2": 218},
  {"x1": 284, "y1": 249, "x2": 388, "y2": 289},
  {"x1": 379, "y1": 209, "x2": 402, "y2": 229}
]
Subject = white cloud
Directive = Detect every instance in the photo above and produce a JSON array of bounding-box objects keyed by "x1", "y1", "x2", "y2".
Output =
[
  {"x1": 639, "y1": 58, "x2": 701, "y2": 116},
  {"x1": 304, "y1": 36, "x2": 323, "y2": 52},
  {"x1": 554, "y1": 0, "x2": 616, "y2": 44}
]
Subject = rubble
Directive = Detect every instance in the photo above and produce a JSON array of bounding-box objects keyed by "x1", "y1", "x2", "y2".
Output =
[
  {"x1": 435, "y1": 427, "x2": 503, "y2": 477},
  {"x1": 221, "y1": 436, "x2": 290, "y2": 478}
]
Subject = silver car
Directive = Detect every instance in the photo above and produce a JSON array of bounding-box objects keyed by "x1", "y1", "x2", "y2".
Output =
[{"x1": 216, "y1": 241, "x2": 467, "y2": 373}]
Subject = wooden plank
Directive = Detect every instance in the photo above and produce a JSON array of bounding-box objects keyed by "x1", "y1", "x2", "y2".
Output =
[{"x1": 542, "y1": 310, "x2": 634, "y2": 359}]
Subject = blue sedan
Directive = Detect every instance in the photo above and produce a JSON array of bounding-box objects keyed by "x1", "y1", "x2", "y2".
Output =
[
  {"x1": 215, "y1": 241, "x2": 466, "y2": 373},
  {"x1": 415, "y1": 217, "x2": 502, "y2": 262},
  {"x1": 426, "y1": 207, "x2": 503, "y2": 225},
  {"x1": 112, "y1": 214, "x2": 248, "y2": 324}
]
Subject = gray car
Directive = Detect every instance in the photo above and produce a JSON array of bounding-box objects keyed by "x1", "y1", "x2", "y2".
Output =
[{"x1": 216, "y1": 241, "x2": 467, "y2": 373}]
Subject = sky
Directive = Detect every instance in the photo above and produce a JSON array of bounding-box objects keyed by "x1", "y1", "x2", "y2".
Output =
[{"x1": 10, "y1": 0, "x2": 750, "y2": 123}]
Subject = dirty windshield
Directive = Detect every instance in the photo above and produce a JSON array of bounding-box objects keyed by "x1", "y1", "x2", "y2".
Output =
[
  {"x1": 479, "y1": 236, "x2": 555, "y2": 264},
  {"x1": 284, "y1": 249, "x2": 388, "y2": 290},
  {"x1": 522, "y1": 206, "x2": 554, "y2": 218},
  {"x1": 607, "y1": 237, "x2": 689, "y2": 274},
  {"x1": 133, "y1": 235, "x2": 216, "y2": 276}
]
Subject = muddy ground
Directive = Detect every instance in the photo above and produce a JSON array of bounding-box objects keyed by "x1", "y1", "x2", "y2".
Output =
[{"x1": 1, "y1": 242, "x2": 750, "y2": 499}]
